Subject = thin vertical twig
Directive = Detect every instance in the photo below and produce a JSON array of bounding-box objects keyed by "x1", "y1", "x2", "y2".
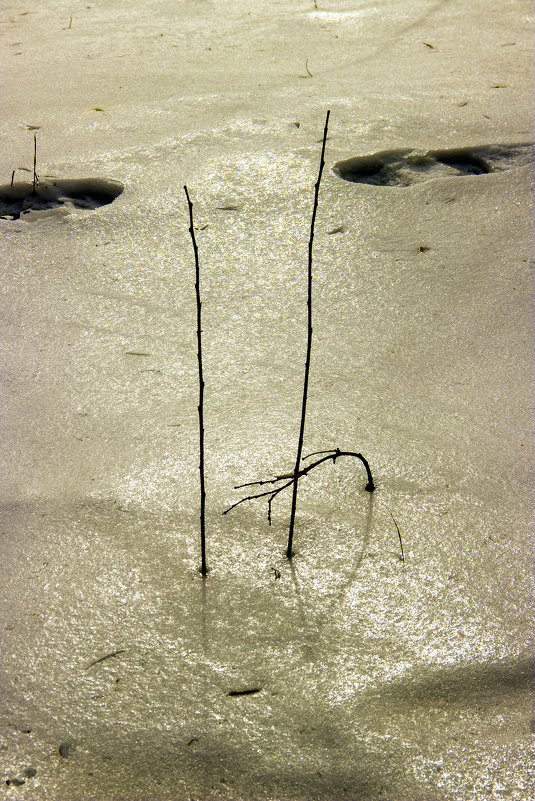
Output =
[
  {"x1": 287, "y1": 109, "x2": 330, "y2": 559},
  {"x1": 184, "y1": 186, "x2": 207, "y2": 576}
]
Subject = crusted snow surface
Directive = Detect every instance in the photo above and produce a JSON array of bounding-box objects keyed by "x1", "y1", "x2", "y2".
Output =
[{"x1": 0, "y1": 0, "x2": 532, "y2": 798}]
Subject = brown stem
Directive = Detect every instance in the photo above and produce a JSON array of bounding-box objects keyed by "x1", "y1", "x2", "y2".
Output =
[
  {"x1": 287, "y1": 109, "x2": 330, "y2": 558},
  {"x1": 184, "y1": 186, "x2": 207, "y2": 576}
]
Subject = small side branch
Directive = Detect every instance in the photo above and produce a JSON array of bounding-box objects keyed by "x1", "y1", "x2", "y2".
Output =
[
  {"x1": 223, "y1": 448, "x2": 374, "y2": 523},
  {"x1": 390, "y1": 513, "x2": 405, "y2": 562},
  {"x1": 184, "y1": 186, "x2": 207, "y2": 576}
]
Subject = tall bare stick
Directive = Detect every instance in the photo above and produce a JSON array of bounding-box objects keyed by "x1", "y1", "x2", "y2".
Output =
[
  {"x1": 287, "y1": 110, "x2": 330, "y2": 558},
  {"x1": 224, "y1": 111, "x2": 375, "y2": 560},
  {"x1": 184, "y1": 186, "x2": 207, "y2": 575}
]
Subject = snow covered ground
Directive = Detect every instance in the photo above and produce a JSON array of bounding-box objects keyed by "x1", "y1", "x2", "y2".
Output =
[{"x1": 1, "y1": 0, "x2": 533, "y2": 798}]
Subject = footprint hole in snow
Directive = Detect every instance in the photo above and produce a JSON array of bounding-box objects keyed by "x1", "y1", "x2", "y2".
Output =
[
  {"x1": 332, "y1": 143, "x2": 533, "y2": 187},
  {"x1": 0, "y1": 177, "x2": 124, "y2": 220}
]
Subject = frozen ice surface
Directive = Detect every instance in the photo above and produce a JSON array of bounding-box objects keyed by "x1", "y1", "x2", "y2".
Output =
[{"x1": 0, "y1": 0, "x2": 532, "y2": 799}]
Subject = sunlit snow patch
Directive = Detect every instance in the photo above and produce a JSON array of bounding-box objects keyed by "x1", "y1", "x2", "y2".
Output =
[
  {"x1": 0, "y1": 177, "x2": 124, "y2": 220},
  {"x1": 310, "y1": 8, "x2": 378, "y2": 23}
]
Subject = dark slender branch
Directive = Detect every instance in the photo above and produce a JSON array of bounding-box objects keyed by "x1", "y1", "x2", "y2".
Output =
[
  {"x1": 86, "y1": 649, "x2": 126, "y2": 669},
  {"x1": 391, "y1": 513, "x2": 405, "y2": 562},
  {"x1": 184, "y1": 186, "x2": 207, "y2": 576},
  {"x1": 234, "y1": 473, "x2": 294, "y2": 490},
  {"x1": 303, "y1": 449, "x2": 337, "y2": 460},
  {"x1": 287, "y1": 110, "x2": 330, "y2": 558},
  {"x1": 224, "y1": 478, "x2": 294, "y2": 518},
  {"x1": 224, "y1": 449, "x2": 374, "y2": 522}
]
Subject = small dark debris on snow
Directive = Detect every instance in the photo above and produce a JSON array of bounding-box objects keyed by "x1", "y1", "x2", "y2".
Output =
[
  {"x1": 418, "y1": 245, "x2": 431, "y2": 253},
  {"x1": 58, "y1": 740, "x2": 75, "y2": 758},
  {"x1": 23, "y1": 767, "x2": 37, "y2": 778},
  {"x1": 327, "y1": 225, "x2": 345, "y2": 235},
  {"x1": 227, "y1": 687, "x2": 263, "y2": 696},
  {"x1": 6, "y1": 778, "x2": 25, "y2": 787}
]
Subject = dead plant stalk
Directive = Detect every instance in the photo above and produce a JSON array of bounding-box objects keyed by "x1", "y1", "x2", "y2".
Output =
[
  {"x1": 224, "y1": 111, "x2": 375, "y2": 559},
  {"x1": 184, "y1": 186, "x2": 207, "y2": 576},
  {"x1": 286, "y1": 109, "x2": 330, "y2": 557}
]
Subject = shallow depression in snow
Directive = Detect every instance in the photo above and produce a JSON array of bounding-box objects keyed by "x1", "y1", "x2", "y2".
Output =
[
  {"x1": 333, "y1": 143, "x2": 533, "y2": 186},
  {"x1": 0, "y1": 177, "x2": 124, "y2": 220}
]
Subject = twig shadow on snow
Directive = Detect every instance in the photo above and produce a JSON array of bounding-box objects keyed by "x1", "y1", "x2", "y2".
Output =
[{"x1": 288, "y1": 492, "x2": 375, "y2": 656}]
